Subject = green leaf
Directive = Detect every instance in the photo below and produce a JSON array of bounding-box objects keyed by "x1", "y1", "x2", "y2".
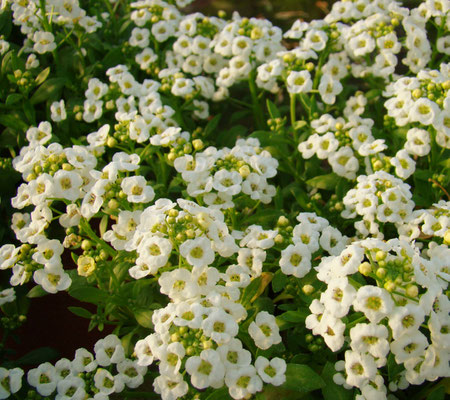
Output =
[
  {"x1": 266, "y1": 99, "x2": 280, "y2": 119},
  {"x1": 69, "y1": 286, "x2": 108, "y2": 304},
  {"x1": 6, "y1": 347, "x2": 59, "y2": 367},
  {"x1": 99, "y1": 214, "x2": 109, "y2": 237},
  {"x1": 306, "y1": 173, "x2": 339, "y2": 190},
  {"x1": 203, "y1": 114, "x2": 221, "y2": 138},
  {"x1": 242, "y1": 209, "x2": 283, "y2": 226},
  {"x1": 35, "y1": 66, "x2": 50, "y2": 85},
  {"x1": 30, "y1": 77, "x2": 66, "y2": 104},
  {"x1": 5, "y1": 93, "x2": 23, "y2": 106},
  {"x1": 414, "y1": 169, "x2": 433, "y2": 181},
  {"x1": 321, "y1": 362, "x2": 353, "y2": 400},
  {"x1": 272, "y1": 270, "x2": 287, "y2": 293},
  {"x1": 365, "y1": 89, "x2": 381, "y2": 100},
  {"x1": 278, "y1": 310, "x2": 308, "y2": 323},
  {"x1": 281, "y1": 364, "x2": 325, "y2": 393},
  {"x1": 134, "y1": 309, "x2": 153, "y2": 328},
  {"x1": 0, "y1": 10, "x2": 12, "y2": 38},
  {"x1": 27, "y1": 285, "x2": 48, "y2": 298},
  {"x1": 204, "y1": 387, "x2": 232, "y2": 400},
  {"x1": 23, "y1": 100, "x2": 36, "y2": 124},
  {"x1": 293, "y1": 120, "x2": 307, "y2": 130},
  {"x1": 240, "y1": 276, "x2": 262, "y2": 306},
  {"x1": 426, "y1": 385, "x2": 445, "y2": 400},
  {"x1": 0, "y1": 113, "x2": 28, "y2": 132},
  {"x1": 68, "y1": 306, "x2": 93, "y2": 319}
]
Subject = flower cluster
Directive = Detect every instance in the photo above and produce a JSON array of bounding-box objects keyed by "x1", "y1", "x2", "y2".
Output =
[
  {"x1": 174, "y1": 137, "x2": 278, "y2": 205},
  {"x1": 0, "y1": 0, "x2": 448, "y2": 399},
  {"x1": 308, "y1": 238, "x2": 449, "y2": 396},
  {"x1": 342, "y1": 171, "x2": 415, "y2": 238},
  {"x1": 0, "y1": 334, "x2": 146, "y2": 399}
]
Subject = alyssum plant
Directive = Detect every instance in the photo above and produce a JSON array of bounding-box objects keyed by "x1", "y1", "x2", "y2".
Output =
[{"x1": 0, "y1": 0, "x2": 449, "y2": 399}]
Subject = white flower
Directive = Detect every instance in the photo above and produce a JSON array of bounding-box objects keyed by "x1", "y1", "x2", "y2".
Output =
[
  {"x1": 55, "y1": 376, "x2": 86, "y2": 400},
  {"x1": 72, "y1": 348, "x2": 98, "y2": 373},
  {"x1": 217, "y1": 338, "x2": 252, "y2": 369},
  {"x1": 94, "y1": 334, "x2": 125, "y2": 366},
  {"x1": 136, "y1": 47, "x2": 157, "y2": 70},
  {"x1": 344, "y1": 350, "x2": 377, "y2": 389},
  {"x1": 52, "y1": 170, "x2": 83, "y2": 201},
  {"x1": 33, "y1": 266, "x2": 71, "y2": 294},
  {"x1": 153, "y1": 373, "x2": 188, "y2": 400},
  {"x1": 158, "y1": 342, "x2": 185, "y2": 377},
  {"x1": 320, "y1": 277, "x2": 356, "y2": 318},
  {"x1": 391, "y1": 331, "x2": 429, "y2": 364},
  {"x1": 33, "y1": 31, "x2": 56, "y2": 54},
  {"x1": 391, "y1": 149, "x2": 415, "y2": 179},
  {"x1": 248, "y1": 311, "x2": 281, "y2": 350},
  {"x1": 26, "y1": 53, "x2": 39, "y2": 69},
  {"x1": 159, "y1": 268, "x2": 199, "y2": 302},
  {"x1": 179, "y1": 237, "x2": 215, "y2": 268},
  {"x1": 202, "y1": 307, "x2": 239, "y2": 344},
  {"x1": 117, "y1": 359, "x2": 147, "y2": 389},
  {"x1": 134, "y1": 336, "x2": 155, "y2": 367},
  {"x1": 129, "y1": 27, "x2": 150, "y2": 48},
  {"x1": 255, "y1": 356, "x2": 286, "y2": 386},
  {"x1": 121, "y1": 176, "x2": 155, "y2": 203},
  {"x1": 318, "y1": 74, "x2": 343, "y2": 105},
  {"x1": 409, "y1": 98, "x2": 440, "y2": 125},
  {"x1": 287, "y1": 70, "x2": 312, "y2": 94},
  {"x1": 353, "y1": 286, "x2": 394, "y2": 324},
  {"x1": 279, "y1": 243, "x2": 311, "y2": 278},
  {"x1": 32, "y1": 238, "x2": 63, "y2": 267},
  {"x1": 27, "y1": 362, "x2": 58, "y2": 396},
  {"x1": 185, "y1": 349, "x2": 225, "y2": 389},
  {"x1": 83, "y1": 99, "x2": 103, "y2": 123},
  {"x1": 50, "y1": 100, "x2": 67, "y2": 122},
  {"x1": 225, "y1": 365, "x2": 263, "y2": 399},
  {"x1": 350, "y1": 323, "x2": 390, "y2": 362},
  {"x1": 94, "y1": 368, "x2": 123, "y2": 395},
  {"x1": 0, "y1": 367, "x2": 23, "y2": 399},
  {"x1": 349, "y1": 32, "x2": 376, "y2": 58},
  {"x1": 223, "y1": 265, "x2": 251, "y2": 288},
  {"x1": 152, "y1": 21, "x2": 175, "y2": 42},
  {"x1": 26, "y1": 121, "x2": 52, "y2": 145},
  {"x1": 174, "y1": 301, "x2": 206, "y2": 329},
  {"x1": 212, "y1": 170, "x2": 242, "y2": 196},
  {"x1": 0, "y1": 288, "x2": 15, "y2": 306},
  {"x1": 405, "y1": 128, "x2": 431, "y2": 156}
]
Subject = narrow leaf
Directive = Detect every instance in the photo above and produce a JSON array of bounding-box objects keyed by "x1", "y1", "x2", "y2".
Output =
[{"x1": 68, "y1": 306, "x2": 93, "y2": 319}]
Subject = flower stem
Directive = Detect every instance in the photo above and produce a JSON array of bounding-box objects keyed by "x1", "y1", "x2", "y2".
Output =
[{"x1": 248, "y1": 69, "x2": 266, "y2": 130}]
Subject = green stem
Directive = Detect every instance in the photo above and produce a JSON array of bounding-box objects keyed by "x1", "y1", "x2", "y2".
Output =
[
  {"x1": 346, "y1": 315, "x2": 367, "y2": 329},
  {"x1": 248, "y1": 69, "x2": 265, "y2": 130},
  {"x1": 290, "y1": 93, "x2": 296, "y2": 128},
  {"x1": 80, "y1": 218, "x2": 117, "y2": 258},
  {"x1": 298, "y1": 93, "x2": 311, "y2": 120}
]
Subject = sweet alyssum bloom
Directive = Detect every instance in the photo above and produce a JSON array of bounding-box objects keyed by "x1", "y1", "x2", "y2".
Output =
[
  {"x1": 179, "y1": 236, "x2": 215, "y2": 268},
  {"x1": 0, "y1": 367, "x2": 23, "y2": 399},
  {"x1": 353, "y1": 286, "x2": 395, "y2": 324},
  {"x1": 94, "y1": 334, "x2": 125, "y2": 367},
  {"x1": 121, "y1": 176, "x2": 155, "y2": 203},
  {"x1": 225, "y1": 365, "x2": 263, "y2": 399},
  {"x1": 185, "y1": 349, "x2": 225, "y2": 390},
  {"x1": 153, "y1": 373, "x2": 188, "y2": 400},
  {"x1": 255, "y1": 356, "x2": 286, "y2": 386},
  {"x1": 202, "y1": 307, "x2": 239, "y2": 344},
  {"x1": 27, "y1": 362, "x2": 58, "y2": 396},
  {"x1": 286, "y1": 70, "x2": 312, "y2": 94},
  {"x1": 248, "y1": 311, "x2": 281, "y2": 350},
  {"x1": 279, "y1": 243, "x2": 311, "y2": 278}
]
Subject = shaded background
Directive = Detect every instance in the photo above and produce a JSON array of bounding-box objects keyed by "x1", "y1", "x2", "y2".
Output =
[{"x1": 186, "y1": 0, "x2": 334, "y2": 29}]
